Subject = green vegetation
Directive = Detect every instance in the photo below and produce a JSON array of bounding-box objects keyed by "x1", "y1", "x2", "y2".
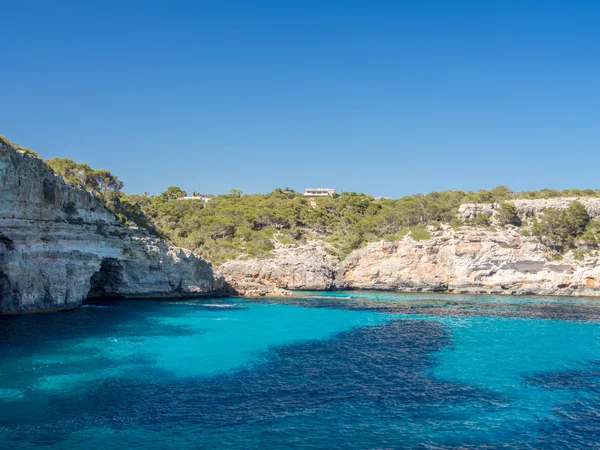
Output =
[
  {"x1": 161, "y1": 186, "x2": 187, "y2": 200},
  {"x1": 36, "y1": 152, "x2": 600, "y2": 263},
  {"x1": 5, "y1": 136, "x2": 600, "y2": 263},
  {"x1": 119, "y1": 186, "x2": 522, "y2": 264},
  {"x1": 532, "y1": 201, "x2": 599, "y2": 252},
  {"x1": 46, "y1": 158, "x2": 124, "y2": 193},
  {"x1": 497, "y1": 202, "x2": 522, "y2": 226},
  {"x1": 471, "y1": 213, "x2": 491, "y2": 227},
  {"x1": 121, "y1": 185, "x2": 600, "y2": 263},
  {"x1": 519, "y1": 188, "x2": 600, "y2": 199},
  {"x1": 45, "y1": 157, "x2": 154, "y2": 230},
  {"x1": 0, "y1": 136, "x2": 41, "y2": 158}
]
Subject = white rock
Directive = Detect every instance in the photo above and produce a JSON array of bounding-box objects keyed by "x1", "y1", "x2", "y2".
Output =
[{"x1": 0, "y1": 141, "x2": 225, "y2": 313}]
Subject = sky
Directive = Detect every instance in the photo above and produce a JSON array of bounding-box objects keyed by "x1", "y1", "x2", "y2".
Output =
[{"x1": 1, "y1": 0, "x2": 599, "y2": 197}]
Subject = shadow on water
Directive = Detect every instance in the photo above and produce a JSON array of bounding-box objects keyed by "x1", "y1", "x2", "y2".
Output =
[
  {"x1": 1, "y1": 319, "x2": 510, "y2": 449},
  {"x1": 0, "y1": 298, "x2": 244, "y2": 400},
  {"x1": 525, "y1": 364, "x2": 600, "y2": 446},
  {"x1": 271, "y1": 290, "x2": 600, "y2": 322},
  {"x1": 3, "y1": 293, "x2": 600, "y2": 448},
  {"x1": 0, "y1": 297, "x2": 242, "y2": 348}
]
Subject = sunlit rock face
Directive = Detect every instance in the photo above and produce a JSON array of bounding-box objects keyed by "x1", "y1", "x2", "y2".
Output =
[
  {"x1": 0, "y1": 141, "x2": 224, "y2": 314},
  {"x1": 221, "y1": 229, "x2": 600, "y2": 298},
  {"x1": 339, "y1": 225, "x2": 600, "y2": 296},
  {"x1": 219, "y1": 241, "x2": 339, "y2": 296}
]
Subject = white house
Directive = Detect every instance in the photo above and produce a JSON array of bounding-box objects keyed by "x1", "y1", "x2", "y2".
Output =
[
  {"x1": 179, "y1": 196, "x2": 212, "y2": 202},
  {"x1": 304, "y1": 188, "x2": 335, "y2": 197}
]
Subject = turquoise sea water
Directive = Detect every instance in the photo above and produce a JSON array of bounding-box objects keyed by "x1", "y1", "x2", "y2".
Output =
[{"x1": 2, "y1": 292, "x2": 600, "y2": 448}]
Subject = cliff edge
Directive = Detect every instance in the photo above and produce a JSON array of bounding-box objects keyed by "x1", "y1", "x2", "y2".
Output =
[
  {"x1": 220, "y1": 203, "x2": 600, "y2": 297},
  {"x1": 0, "y1": 140, "x2": 225, "y2": 313}
]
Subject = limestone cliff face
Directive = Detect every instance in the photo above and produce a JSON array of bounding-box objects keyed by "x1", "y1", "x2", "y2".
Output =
[
  {"x1": 0, "y1": 141, "x2": 224, "y2": 313},
  {"x1": 340, "y1": 226, "x2": 600, "y2": 296},
  {"x1": 219, "y1": 241, "x2": 339, "y2": 296},
  {"x1": 220, "y1": 227, "x2": 600, "y2": 297}
]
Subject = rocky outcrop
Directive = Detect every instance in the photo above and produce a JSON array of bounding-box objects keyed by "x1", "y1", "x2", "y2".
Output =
[
  {"x1": 457, "y1": 203, "x2": 498, "y2": 221},
  {"x1": 219, "y1": 241, "x2": 339, "y2": 296},
  {"x1": 340, "y1": 225, "x2": 600, "y2": 296},
  {"x1": 512, "y1": 198, "x2": 600, "y2": 221},
  {"x1": 458, "y1": 198, "x2": 600, "y2": 223},
  {"x1": 220, "y1": 225, "x2": 600, "y2": 298},
  {"x1": 0, "y1": 141, "x2": 224, "y2": 313}
]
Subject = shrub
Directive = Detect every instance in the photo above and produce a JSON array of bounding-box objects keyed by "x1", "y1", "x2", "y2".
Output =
[
  {"x1": 577, "y1": 221, "x2": 600, "y2": 249},
  {"x1": 0, "y1": 136, "x2": 41, "y2": 158},
  {"x1": 408, "y1": 225, "x2": 432, "y2": 241},
  {"x1": 472, "y1": 213, "x2": 491, "y2": 227},
  {"x1": 498, "y1": 202, "x2": 521, "y2": 226},
  {"x1": 532, "y1": 201, "x2": 590, "y2": 251}
]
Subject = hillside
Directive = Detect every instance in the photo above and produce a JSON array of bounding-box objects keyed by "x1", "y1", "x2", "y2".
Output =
[
  {"x1": 122, "y1": 187, "x2": 600, "y2": 265},
  {"x1": 4, "y1": 135, "x2": 600, "y2": 303},
  {"x1": 9, "y1": 135, "x2": 597, "y2": 266}
]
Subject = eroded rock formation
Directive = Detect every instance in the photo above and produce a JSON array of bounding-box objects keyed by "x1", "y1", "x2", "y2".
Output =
[
  {"x1": 219, "y1": 241, "x2": 338, "y2": 296},
  {"x1": 221, "y1": 225, "x2": 600, "y2": 297},
  {"x1": 0, "y1": 141, "x2": 224, "y2": 313},
  {"x1": 340, "y1": 225, "x2": 600, "y2": 296}
]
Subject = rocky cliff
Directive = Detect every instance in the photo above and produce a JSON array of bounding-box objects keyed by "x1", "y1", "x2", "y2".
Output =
[
  {"x1": 5, "y1": 136, "x2": 600, "y2": 310},
  {"x1": 0, "y1": 141, "x2": 224, "y2": 313},
  {"x1": 221, "y1": 202, "x2": 600, "y2": 297},
  {"x1": 220, "y1": 241, "x2": 339, "y2": 296},
  {"x1": 340, "y1": 225, "x2": 600, "y2": 296}
]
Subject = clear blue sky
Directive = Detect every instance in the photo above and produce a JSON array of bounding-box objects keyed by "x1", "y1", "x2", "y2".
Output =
[{"x1": 1, "y1": 1, "x2": 599, "y2": 197}]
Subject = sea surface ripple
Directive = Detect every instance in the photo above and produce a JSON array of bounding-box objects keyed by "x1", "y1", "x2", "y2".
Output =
[{"x1": 1, "y1": 292, "x2": 600, "y2": 448}]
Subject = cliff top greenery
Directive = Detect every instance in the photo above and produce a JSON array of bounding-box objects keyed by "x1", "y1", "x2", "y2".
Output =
[
  {"x1": 123, "y1": 187, "x2": 600, "y2": 263},
  {"x1": 4, "y1": 137, "x2": 600, "y2": 264},
  {"x1": 0, "y1": 135, "x2": 41, "y2": 158}
]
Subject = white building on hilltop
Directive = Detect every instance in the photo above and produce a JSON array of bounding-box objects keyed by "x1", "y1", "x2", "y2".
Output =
[
  {"x1": 179, "y1": 196, "x2": 212, "y2": 202},
  {"x1": 304, "y1": 188, "x2": 335, "y2": 197}
]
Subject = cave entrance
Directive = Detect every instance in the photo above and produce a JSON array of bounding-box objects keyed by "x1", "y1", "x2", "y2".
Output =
[{"x1": 87, "y1": 258, "x2": 124, "y2": 300}]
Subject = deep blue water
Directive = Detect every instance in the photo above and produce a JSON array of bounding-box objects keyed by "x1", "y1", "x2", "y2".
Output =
[{"x1": 2, "y1": 292, "x2": 600, "y2": 448}]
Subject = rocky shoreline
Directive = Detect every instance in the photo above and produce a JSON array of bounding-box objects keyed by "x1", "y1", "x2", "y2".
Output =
[
  {"x1": 0, "y1": 140, "x2": 225, "y2": 314},
  {"x1": 3, "y1": 138, "x2": 600, "y2": 314},
  {"x1": 220, "y1": 221, "x2": 600, "y2": 298}
]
